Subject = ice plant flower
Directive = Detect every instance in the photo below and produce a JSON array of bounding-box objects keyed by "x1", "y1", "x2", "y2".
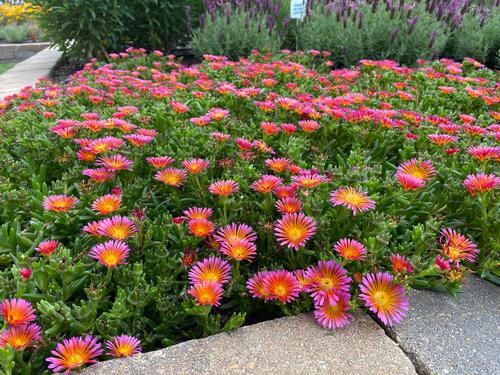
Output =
[
  {"x1": 274, "y1": 213, "x2": 317, "y2": 250},
  {"x1": 467, "y1": 146, "x2": 499, "y2": 161},
  {"x1": 146, "y1": 156, "x2": 175, "y2": 169},
  {"x1": 292, "y1": 172, "x2": 329, "y2": 189},
  {"x1": 43, "y1": 195, "x2": 79, "y2": 212},
  {"x1": 305, "y1": 260, "x2": 351, "y2": 305},
  {"x1": 97, "y1": 154, "x2": 133, "y2": 171},
  {"x1": 246, "y1": 272, "x2": 271, "y2": 300},
  {"x1": 89, "y1": 240, "x2": 129, "y2": 268},
  {"x1": 273, "y1": 185, "x2": 297, "y2": 199},
  {"x1": 435, "y1": 255, "x2": 451, "y2": 270},
  {"x1": 329, "y1": 187, "x2": 376, "y2": 215},
  {"x1": 427, "y1": 134, "x2": 458, "y2": 146},
  {"x1": 123, "y1": 134, "x2": 154, "y2": 147},
  {"x1": 106, "y1": 335, "x2": 142, "y2": 358},
  {"x1": 188, "y1": 256, "x2": 231, "y2": 285},
  {"x1": 154, "y1": 168, "x2": 187, "y2": 187},
  {"x1": 188, "y1": 281, "x2": 223, "y2": 306},
  {"x1": 275, "y1": 197, "x2": 303, "y2": 214},
  {"x1": 0, "y1": 323, "x2": 42, "y2": 350},
  {"x1": 395, "y1": 173, "x2": 425, "y2": 190},
  {"x1": 265, "y1": 158, "x2": 290, "y2": 173},
  {"x1": 359, "y1": 272, "x2": 409, "y2": 326},
  {"x1": 209, "y1": 180, "x2": 239, "y2": 196},
  {"x1": 96, "y1": 215, "x2": 138, "y2": 241},
  {"x1": 35, "y1": 240, "x2": 60, "y2": 256},
  {"x1": 251, "y1": 175, "x2": 283, "y2": 193},
  {"x1": 439, "y1": 228, "x2": 479, "y2": 264},
  {"x1": 0, "y1": 298, "x2": 36, "y2": 326},
  {"x1": 20, "y1": 268, "x2": 32, "y2": 280},
  {"x1": 389, "y1": 254, "x2": 414, "y2": 273},
  {"x1": 182, "y1": 158, "x2": 210, "y2": 174},
  {"x1": 263, "y1": 270, "x2": 301, "y2": 303},
  {"x1": 463, "y1": 173, "x2": 500, "y2": 196},
  {"x1": 298, "y1": 120, "x2": 321, "y2": 132},
  {"x1": 313, "y1": 291, "x2": 353, "y2": 330},
  {"x1": 183, "y1": 207, "x2": 213, "y2": 221},
  {"x1": 396, "y1": 159, "x2": 435, "y2": 181},
  {"x1": 46, "y1": 336, "x2": 103, "y2": 373},
  {"x1": 91, "y1": 194, "x2": 122, "y2": 215},
  {"x1": 83, "y1": 168, "x2": 115, "y2": 183},
  {"x1": 334, "y1": 239, "x2": 367, "y2": 261},
  {"x1": 219, "y1": 239, "x2": 257, "y2": 261},
  {"x1": 215, "y1": 223, "x2": 257, "y2": 244},
  {"x1": 188, "y1": 219, "x2": 215, "y2": 237}
]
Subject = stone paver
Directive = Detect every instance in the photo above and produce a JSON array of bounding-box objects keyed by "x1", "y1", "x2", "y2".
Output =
[
  {"x1": 386, "y1": 275, "x2": 500, "y2": 375},
  {"x1": 84, "y1": 312, "x2": 416, "y2": 375},
  {"x1": 0, "y1": 47, "x2": 61, "y2": 100}
]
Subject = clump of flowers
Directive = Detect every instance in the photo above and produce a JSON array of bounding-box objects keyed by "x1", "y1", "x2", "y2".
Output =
[{"x1": 0, "y1": 50, "x2": 496, "y2": 371}]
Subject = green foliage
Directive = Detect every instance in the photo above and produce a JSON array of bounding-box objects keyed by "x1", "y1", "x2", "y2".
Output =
[
  {"x1": 445, "y1": 8, "x2": 500, "y2": 68},
  {"x1": 298, "y1": 3, "x2": 448, "y2": 67},
  {"x1": 0, "y1": 50, "x2": 498, "y2": 372},
  {"x1": 0, "y1": 23, "x2": 28, "y2": 43},
  {"x1": 191, "y1": 4, "x2": 282, "y2": 60},
  {"x1": 0, "y1": 63, "x2": 14, "y2": 74},
  {"x1": 29, "y1": 0, "x2": 201, "y2": 60}
]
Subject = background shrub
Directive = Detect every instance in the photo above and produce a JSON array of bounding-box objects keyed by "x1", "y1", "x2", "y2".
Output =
[
  {"x1": 191, "y1": 2, "x2": 284, "y2": 60},
  {"x1": 445, "y1": 7, "x2": 500, "y2": 67},
  {"x1": 29, "y1": 0, "x2": 201, "y2": 60}
]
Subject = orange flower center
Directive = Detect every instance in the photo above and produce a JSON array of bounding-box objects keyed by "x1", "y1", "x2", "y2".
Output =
[
  {"x1": 102, "y1": 251, "x2": 120, "y2": 267},
  {"x1": 109, "y1": 226, "x2": 128, "y2": 240}
]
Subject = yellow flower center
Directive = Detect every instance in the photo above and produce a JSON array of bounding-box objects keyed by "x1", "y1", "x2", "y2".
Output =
[
  {"x1": 102, "y1": 251, "x2": 119, "y2": 267},
  {"x1": 66, "y1": 353, "x2": 85, "y2": 367},
  {"x1": 374, "y1": 291, "x2": 389, "y2": 306},
  {"x1": 110, "y1": 226, "x2": 128, "y2": 240}
]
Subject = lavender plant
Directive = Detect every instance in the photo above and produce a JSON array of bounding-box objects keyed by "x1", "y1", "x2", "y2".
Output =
[{"x1": 191, "y1": 0, "x2": 287, "y2": 59}]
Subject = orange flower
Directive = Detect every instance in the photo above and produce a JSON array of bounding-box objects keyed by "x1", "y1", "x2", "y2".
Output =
[
  {"x1": 183, "y1": 207, "x2": 213, "y2": 221},
  {"x1": 396, "y1": 159, "x2": 435, "y2": 181},
  {"x1": 292, "y1": 171, "x2": 329, "y2": 189},
  {"x1": 91, "y1": 194, "x2": 122, "y2": 215},
  {"x1": 182, "y1": 158, "x2": 210, "y2": 174},
  {"x1": 188, "y1": 281, "x2": 223, "y2": 306},
  {"x1": 188, "y1": 219, "x2": 215, "y2": 237},
  {"x1": 265, "y1": 158, "x2": 290, "y2": 173},
  {"x1": 89, "y1": 240, "x2": 129, "y2": 268},
  {"x1": 275, "y1": 197, "x2": 303, "y2": 214},
  {"x1": 154, "y1": 168, "x2": 187, "y2": 187},
  {"x1": 96, "y1": 215, "x2": 138, "y2": 241},
  {"x1": 251, "y1": 175, "x2": 283, "y2": 193},
  {"x1": 219, "y1": 239, "x2": 257, "y2": 261},
  {"x1": 0, "y1": 298, "x2": 36, "y2": 326},
  {"x1": 209, "y1": 180, "x2": 239, "y2": 196},
  {"x1": 329, "y1": 187, "x2": 376, "y2": 215},
  {"x1": 274, "y1": 213, "x2": 317, "y2": 250},
  {"x1": 0, "y1": 324, "x2": 42, "y2": 351},
  {"x1": 43, "y1": 195, "x2": 79, "y2": 212}
]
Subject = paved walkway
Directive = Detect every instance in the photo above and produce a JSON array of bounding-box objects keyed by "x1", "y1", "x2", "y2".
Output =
[
  {"x1": 84, "y1": 275, "x2": 499, "y2": 375},
  {"x1": 0, "y1": 47, "x2": 61, "y2": 100},
  {"x1": 84, "y1": 312, "x2": 416, "y2": 375},
  {"x1": 387, "y1": 275, "x2": 500, "y2": 375}
]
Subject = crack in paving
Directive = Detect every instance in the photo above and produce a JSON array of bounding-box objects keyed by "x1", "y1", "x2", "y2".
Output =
[{"x1": 366, "y1": 312, "x2": 432, "y2": 375}]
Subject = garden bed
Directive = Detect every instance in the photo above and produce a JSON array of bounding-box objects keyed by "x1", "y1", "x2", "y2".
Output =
[{"x1": 0, "y1": 50, "x2": 498, "y2": 374}]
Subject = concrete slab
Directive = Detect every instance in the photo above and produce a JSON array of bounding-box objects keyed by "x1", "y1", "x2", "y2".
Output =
[
  {"x1": 385, "y1": 275, "x2": 500, "y2": 375},
  {"x1": 84, "y1": 312, "x2": 416, "y2": 375},
  {"x1": 0, "y1": 47, "x2": 61, "y2": 100}
]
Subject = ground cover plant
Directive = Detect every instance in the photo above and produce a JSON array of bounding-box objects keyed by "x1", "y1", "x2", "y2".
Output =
[{"x1": 0, "y1": 49, "x2": 498, "y2": 373}]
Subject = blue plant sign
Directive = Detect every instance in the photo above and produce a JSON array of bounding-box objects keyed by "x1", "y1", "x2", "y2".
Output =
[{"x1": 290, "y1": 0, "x2": 307, "y2": 20}]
